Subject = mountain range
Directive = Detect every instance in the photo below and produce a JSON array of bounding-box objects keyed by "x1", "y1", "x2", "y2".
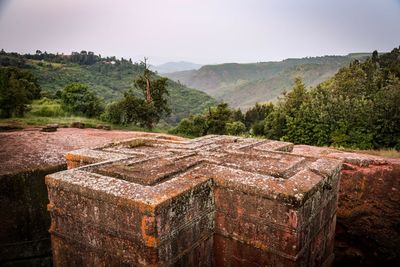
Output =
[
  {"x1": 164, "y1": 53, "x2": 371, "y2": 110},
  {"x1": 151, "y1": 61, "x2": 202, "y2": 74}
]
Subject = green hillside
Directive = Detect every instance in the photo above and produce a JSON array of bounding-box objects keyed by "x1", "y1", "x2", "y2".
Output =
[
  {"x1": 164, "y1": 54, "x2": 371, "y2": 110},
  {"x1": 0, "y1": 51, "x2": 217, "y2": 123}
]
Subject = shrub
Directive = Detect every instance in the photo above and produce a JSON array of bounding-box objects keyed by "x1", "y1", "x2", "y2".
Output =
[
  {"x1": 29, "y1": 98, "x2": 66, "y2": 117},
  {"x1": 226, "y1": 121, "x2": 246, "y2": 136},
  {"x1": 251, "y1": 120, "x2": 265, "y2": 136},
  {"x1": 169, "y1": 114, "x2": 207, "y2": 137},
  {"x1": 0, "y1": 67, "x2": 41, "y2": 117},
  {"x1": 61, "y1": 83, "x2": 104, "y2": 117}
]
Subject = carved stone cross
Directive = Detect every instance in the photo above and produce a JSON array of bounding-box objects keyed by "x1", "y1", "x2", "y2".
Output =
[{"x1": 46, "y1": 135, "x2": 341, "y2": 266}]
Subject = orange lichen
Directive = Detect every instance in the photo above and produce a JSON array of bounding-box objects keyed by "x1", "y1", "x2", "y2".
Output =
[
  {"x1": 46, "y1": 135, "x2": 343, "y2": 266},
  {"x1": 140, "y1": 216, "x2": 158, "y2": 247}
]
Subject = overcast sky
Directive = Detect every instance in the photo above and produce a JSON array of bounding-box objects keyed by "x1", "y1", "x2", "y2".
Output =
[{"x1": 0, "y1": 0, "x2": 399, "y2": 65}]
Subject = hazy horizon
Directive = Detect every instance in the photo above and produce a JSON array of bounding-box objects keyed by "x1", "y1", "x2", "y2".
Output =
[{"x1": 0, "y1": 0, "x2": 399, "y2": 65}]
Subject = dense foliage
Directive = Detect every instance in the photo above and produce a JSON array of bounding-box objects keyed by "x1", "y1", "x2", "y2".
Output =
[
  {"x1": 260, "y1": 48, "x2": 400, "y2": 149},
  {"x1": 171, "y1": 102, "x2": 247, "y2": 137},
  {"x1": 29, "y1": 98, "x2": 66, "y2": 117},
  {"x1": 102, "y1": 62, "x2": 171, "y2": 129},
  {"x1": 102, "y1": 90, "x2": 157, "y2": 128},
  {"x1": 0, "y1": 50, "x2": 217, "y2": 123},
  {"x1": 173, "y1": 47, "x2": 400, "y2": 150},
  {"x1": 165, "y1": 53, "x2": 370, "y2": 110},
  {"x1": 0, "y1": 67, "x2": 41, "y2": 117},
  {"x1": 61, "y1": 83, "x2": 104, "y2": 117}
]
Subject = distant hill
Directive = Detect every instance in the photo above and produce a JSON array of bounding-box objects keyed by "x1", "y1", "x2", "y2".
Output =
[
  {"x1": 151, "y1": 61, "x2": 202, "y2": 74},
  {"x1": 0, "y1": 51, "x2": 216, "y2": 123},
  {"x1": 164, "y1": 54, "x2": 371, "y2": 110}
]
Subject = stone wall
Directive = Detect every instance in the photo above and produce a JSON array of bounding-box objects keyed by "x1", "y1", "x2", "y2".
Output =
[
  {"x1": 1, "y1": 129, "x2": 399, "y2": 266},
  {"x1": 0, "y1": 128, "x2": 183, "y2": 266},
  {"x1": 47, "y1": 136, "x2": 342, "y2": 266},
  {"x1": 293, "y1": 146, "x2": 400, "y2": 266},
  {"x1": 0, "y1": 165, "x2": 65, "y2": 266}
]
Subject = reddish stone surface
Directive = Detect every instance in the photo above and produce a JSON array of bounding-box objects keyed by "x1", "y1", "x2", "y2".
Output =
[
  {"x1": 47, "y1": 136, "x2": 341, "y2": 266},
  {"x1": 0, "y1": 128, "x2": 183, "y2": 266},
  {"x1": 293, "y1": 145, "x2": 400, "y2": 267},
  {"x1": 0, "y1": 127, "x2": 184, "y2": 176},
  {"x1": 3, "y1": 129, "x2": 398, "y2": 266}
]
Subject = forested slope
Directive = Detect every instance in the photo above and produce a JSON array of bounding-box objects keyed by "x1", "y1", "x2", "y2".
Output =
[
  {"x1": 0, "y1": 50, "x2": 217, "y2": 123},
  {"x1": 165, "y1": 54, "x2": 370, "y2": 109}
]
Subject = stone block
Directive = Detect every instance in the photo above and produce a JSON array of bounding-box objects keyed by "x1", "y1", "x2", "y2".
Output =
[{"x1": 46, "y1": 135, "x2": 341, "y2": 266}]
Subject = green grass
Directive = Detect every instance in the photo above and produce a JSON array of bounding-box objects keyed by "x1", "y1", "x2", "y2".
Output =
[
  {"x1": 27, "y1": 59, "x2": 63, "y2": 68},
  {"x1": 3, "y1": 115, "x2": 104, "y2": 128},
  {"x1": 0, "y1": 115, "x2": 171, "y2": 133},
  {"x1": 0, "y1": 96, "x2": 173, "y2": 133},
  {"x1": 1, "y1": 52, "x2": 218, "y2": 124},
  {"x1": 25, "y1": 59, "x2": 217, "y2": 123},
  {"x1": 29, "y1": 98, "x2": 67, "y2": 117}
]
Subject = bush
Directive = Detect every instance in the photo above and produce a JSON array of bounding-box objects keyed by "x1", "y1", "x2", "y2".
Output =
[
  {"x1": 0, "y1": 67, "x2": 41, "y2": 117},
  {"x1": 101, "y1": 91, "x2": 158, "y2": 129},
  {"x1": 250, "y1": 120, "x2": 265, "y2": 136},
  {"x1": 172, "y1": 103, "x2": 249, "y2": 137},
  {"x1": 169, "y1": 114, "x2": 207, "y2": 137},
  {"x1": 29, "y1": 98, "x2": 66, "y2": 117},
  {"x1": 100, "y1": 101, "x2": 122, "y2": 124},
  {"x1": 61, "y1": 83, "x2": 104, "y2": 117},
  {"x1": 226, "y1": 121, "x2": 246, "y2": 135},
  {"x1": 205, "y1": 103, "x2": 232, "y2": 135}
]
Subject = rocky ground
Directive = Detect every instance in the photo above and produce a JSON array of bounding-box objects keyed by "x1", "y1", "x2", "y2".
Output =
[
  {"x1": 0, "y1": 127, "x2": 184, "y2": 176},
  {"x1": 0, "y1": 129, "x2": 399, "y2": 266}
]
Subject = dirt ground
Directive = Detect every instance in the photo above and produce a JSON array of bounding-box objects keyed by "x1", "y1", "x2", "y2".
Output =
[{"x1": 0, "y1": 127, "x2": 184, "y2": 176}]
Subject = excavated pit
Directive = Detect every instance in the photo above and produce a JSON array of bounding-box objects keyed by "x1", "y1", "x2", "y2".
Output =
[{"x1": 1, "y1": 129, "x2": 399, "y2": 266}]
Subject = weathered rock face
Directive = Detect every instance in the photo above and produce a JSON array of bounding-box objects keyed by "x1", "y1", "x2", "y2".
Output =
[
  {"x1": 293, "y1": 146, "x2": 400, "y2": 267},
  {"x1": 336, "y1": 159, "x2": 400, "y2": 266},
  {"x1": 0, "y1": 166, "x2": 63, "y2": 267},
  {"x1": 0, "y1": 128, "x2": 184, "y2": 266},
  {"x1": 47, "y1": 135, "x2": 342, "y2": 266},
  {"x1": 2, "y1": 129, "x2": 398, "y2": 267}
]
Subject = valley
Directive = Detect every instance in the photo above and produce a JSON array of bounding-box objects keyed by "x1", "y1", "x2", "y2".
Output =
[{"x1": 165, "y1": 54, "x2": 370, "y2": 110}]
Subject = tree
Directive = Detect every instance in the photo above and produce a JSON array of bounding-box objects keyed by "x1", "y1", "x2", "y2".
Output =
[
  {"x1": 102, "y1": 58, "x2": 170, "y2": 129},
  {"x1": 244, "y1": 102, "x2": 274, "y2": 129},
  {"x1": 263, "y1": 109, "x2": 287, "y2": 140},
  {"x1": 0, "y1": 67, "x2": 41, "y2": 117},
  {"x1": 373, "y1": 74, "x2": 400, "y2": 149},
  {"x1": 377, "y1": 46, "x2": 400, "y2": 79},
  {"x1": 171, "y1": 102, "x2": 245, "y2": 137},
  {"x1": 263, "y1": 78, "x2": 308, "y2": 140},
  {"x1": 132, "y1": 59, "x2": 170, "y2": 128},
  {"x1": 170, "y1": 114, "x2": 208, "y2": 137},
  {"x1": 261, "y1": 48, "x2": 400, "y2": 149},
  {"x1": 280, "y1": 77, "x2": 308, "y2": 117},
  {"x1": 61, "y1": 83, "x2": 103, "y2": 117},
  {"x1": 226, "y1": 121, "x2": 246, "y2": 136},
  {"x1": 205, "y1": 103, "x2": 232, "y2": 135},
  {"x1": 232, "y1": 108, "x2": 245, "y2": 123}
]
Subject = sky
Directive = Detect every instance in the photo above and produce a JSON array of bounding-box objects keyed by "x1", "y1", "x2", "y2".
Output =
[{"x1": 0, "y1": 0, "x2": 399, "y2": 65}]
